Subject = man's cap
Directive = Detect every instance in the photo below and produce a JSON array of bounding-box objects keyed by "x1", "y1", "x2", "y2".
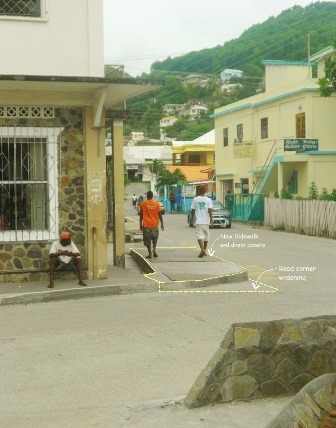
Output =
[{"x1": 60, "y1": 232, "x2": 71, "y2": 240}]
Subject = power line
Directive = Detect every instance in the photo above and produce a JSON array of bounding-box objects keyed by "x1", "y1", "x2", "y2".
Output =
[{"x1": 121, "y1": 2, "x2": 336, "y2": 123}]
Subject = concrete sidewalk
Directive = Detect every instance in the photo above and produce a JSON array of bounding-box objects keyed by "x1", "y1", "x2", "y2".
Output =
[{"x1": 0, "y1": 246, "x2": 248, "y2": 306}]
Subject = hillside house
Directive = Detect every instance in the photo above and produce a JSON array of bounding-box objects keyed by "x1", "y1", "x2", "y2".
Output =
[
  {"x1": 162, "y1": 104, "x2": 186, "y2": 115},
  {"x1": 181, "y1": 74, "x2": 204, "y2": 85},
  {"x1": 130, "y1": 131, "x2": 145, "y2": 142},
  {"x1": 183, "y1": 104, "x2": 209, "y2": 120},
  {"x1": 220, "y1": 69, "x2": 243, "y2": 82}
]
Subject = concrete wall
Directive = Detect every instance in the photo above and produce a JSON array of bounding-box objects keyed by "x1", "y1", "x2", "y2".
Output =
[
  {"x1": 185, "y1": 315, "x2": 336, "y2": 408},
  {"x1": 0, "y1": 0, "x2": 104, "y2": 77}
]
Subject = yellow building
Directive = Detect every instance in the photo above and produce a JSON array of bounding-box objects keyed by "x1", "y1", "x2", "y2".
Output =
[
  {"x1": 172, "y1": 130, "x2": 215, "y2": 168},
  {"x1": 213, "y1": 54, "x2": 336, "y2": 209}
]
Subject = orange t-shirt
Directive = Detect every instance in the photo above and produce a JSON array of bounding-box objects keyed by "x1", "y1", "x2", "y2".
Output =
[{"x1": 140, "y1": 199, "x2": 162, "y2": 228}]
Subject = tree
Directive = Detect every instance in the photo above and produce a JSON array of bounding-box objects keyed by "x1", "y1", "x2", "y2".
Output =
[
  {"x1": 318, "y1": 43, "x2": 336, "y2": 97},
  {"x1": 155, "y1": 167, "x2": 187, "y2": 193},
  {"x1": 150, "y1": 159, "x2": 165, "y2": 177},
  {"x1": 308, "y1": 182, "x2": 319, "y2": 200}
]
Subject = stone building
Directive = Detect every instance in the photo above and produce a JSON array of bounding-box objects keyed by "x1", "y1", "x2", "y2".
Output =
[{"x1": 0, "y1": 0, "x2": 161, "y2": 282}]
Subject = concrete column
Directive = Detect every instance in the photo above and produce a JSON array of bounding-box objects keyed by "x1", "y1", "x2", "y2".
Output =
[
  {"x1": 84, "y1": 106, "x2": 107, "y2": 279},
  {"x1": 277, "y1": 161, "x2": 284, "y2": 194},
  {"x1": 112, "y1": 119, "x2": 125, "y2": 268}
]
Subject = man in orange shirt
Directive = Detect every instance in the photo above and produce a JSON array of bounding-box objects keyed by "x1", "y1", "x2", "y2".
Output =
[{"x1": 139, "y1": 191, "x2": 164, "y2": 259}]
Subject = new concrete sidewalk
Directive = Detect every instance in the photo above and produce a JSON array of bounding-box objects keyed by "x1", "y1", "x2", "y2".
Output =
[{"x1": 0, "y1": 245, "x2": 248, "y2": 306}]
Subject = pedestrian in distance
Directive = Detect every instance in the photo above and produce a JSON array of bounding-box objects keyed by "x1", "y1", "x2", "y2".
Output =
[
  {"x1": 131, "y1": 194, "x2": 137, "y2": 209},
  {"x1": 139, "y1": 190, "x2": 164, "y2": 259},
  {"x1": 48, "y1": 231, "x2": 87, "y2": 288},
  {"x1": 190, "y1": 185, "x2": 213, "y2": 258},
  {"x1": 176, "y1": 192, "x2": 182, "y2": 212},
  {"x1": 169, "y1": 191, "x2": 176, "y2": 214}
]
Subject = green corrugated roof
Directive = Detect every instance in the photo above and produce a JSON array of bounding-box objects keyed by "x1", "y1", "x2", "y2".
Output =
[{"x1": 262, "y1": 60, "x2": 315, "y2": 66}]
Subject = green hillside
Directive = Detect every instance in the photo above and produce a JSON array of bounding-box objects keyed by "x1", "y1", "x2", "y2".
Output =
[
  {"x1": 125, "y1": 1, "x2": 336, "y2": 141},
  {"x1": 151, "y1": 2, "x2": 336, "y2": 75}
]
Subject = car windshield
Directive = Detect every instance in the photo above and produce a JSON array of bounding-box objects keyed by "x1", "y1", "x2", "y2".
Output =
[{"x1": 212, "y1": 201, "x2": 224, "y2": 211}]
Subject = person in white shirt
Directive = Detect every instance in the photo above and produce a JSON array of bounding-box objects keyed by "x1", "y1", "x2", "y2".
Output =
[
  {"x1": 190, "y1": 185, "x2": 214, "y2": 258},
  {"x1": 48, "y1": 231, "x2": 87, "y2": 288}
]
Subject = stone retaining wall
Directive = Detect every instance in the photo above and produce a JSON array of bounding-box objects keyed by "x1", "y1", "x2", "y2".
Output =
[
  {"x1": 266, "y1": 373, "x2": 336, "y2": 427},
  {"x1": 184, "y1": 315, "x2": 336, "y2": 408}
]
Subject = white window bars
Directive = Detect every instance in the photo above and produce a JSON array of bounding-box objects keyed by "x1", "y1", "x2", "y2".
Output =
[
  {"x1": 0, "y1": 0, "x2": 41, "y2": 17},
  {"x1": 0, "y1": 125, "x2": 62, "y2": 242}
]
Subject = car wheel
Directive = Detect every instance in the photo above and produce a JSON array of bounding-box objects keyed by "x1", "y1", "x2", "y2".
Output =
[
  {"x1": 226, "y1": 224, "x2": 231, "y2": 228},
  {"x1": 189, "y1": 222, "x2": 193, "y2": 227}
]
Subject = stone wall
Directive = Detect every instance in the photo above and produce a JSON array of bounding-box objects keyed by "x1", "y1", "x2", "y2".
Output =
[
  {"x1": 184, "y1": 315, "x2": 336, "y2": 408},
  {"x1": 0, "y1": 108, "x2": 86, "y2": 283},
  {"x1": 266, "y1": 373, "x2": 336, "y2": 427}
]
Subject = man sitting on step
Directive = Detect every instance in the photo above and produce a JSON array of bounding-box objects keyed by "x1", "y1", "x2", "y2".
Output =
[{"x1": 48, "y1": 231, "x2": 87, "y2": 288}]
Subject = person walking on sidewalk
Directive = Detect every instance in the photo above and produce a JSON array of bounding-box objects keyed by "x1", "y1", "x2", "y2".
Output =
[
  {"x1": 190, "y1": 185, "x2": 213, "y2": 258},
  {"x1": 131, "y1": 194, "x2": 137, "y2": 209},
  {"x1": 169, "y1": 191, "x2": 176, "y2": 214},
  {"x1": 139, "y1": 191, "x2": 164, "y2": 259},
  {"x1": 48, "y1": 231, "x2": 87, "y2": 288}
]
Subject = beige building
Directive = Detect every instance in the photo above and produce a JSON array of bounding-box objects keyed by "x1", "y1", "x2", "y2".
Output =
[
  {"x1": 213, "y1": 54, "x2": 336, "y2": 208},
  {"x1": 0, "y1": 0, "x2": 161, "y2": 282}
]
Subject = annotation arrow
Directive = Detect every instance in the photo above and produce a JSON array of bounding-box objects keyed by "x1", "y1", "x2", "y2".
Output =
[
  {"x1": 207, "y1": 249, "x2": 215, "y2": 257},
  {"x1": 252, "y1": 282, "x2": 260, "y2": 290}
]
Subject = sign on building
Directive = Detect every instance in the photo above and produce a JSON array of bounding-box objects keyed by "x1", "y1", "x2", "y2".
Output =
[
  {"x1": 284, "y1": 139, "x2": 318, "y2": 152},
  {"x1": 233, "y1": 141, "x2": 253, "y2": 158},
  {"x1": 182, "y1": 185, "x2": 196, "y2": 197}
]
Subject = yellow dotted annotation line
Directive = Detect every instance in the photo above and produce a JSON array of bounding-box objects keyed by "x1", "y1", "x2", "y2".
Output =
[{"x1": 131, "y1": 247, "x2": 279, "y2": 294}]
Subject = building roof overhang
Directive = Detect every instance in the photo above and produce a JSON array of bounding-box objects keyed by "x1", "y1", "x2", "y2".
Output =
[
  {"x1": 310, "y1": 46, "x2": 335, "y2": 62},
  {"x1": 0, "y1": 74, "x2": 163, "y2": 126},
  {"x1": 211, "y1": 87, "x2": 319, "y2": 119}
]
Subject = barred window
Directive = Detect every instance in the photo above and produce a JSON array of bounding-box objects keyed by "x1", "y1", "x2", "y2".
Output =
[
  {"x1": 0, "y1": 126, "x2": 60, "y2": 242},
  {"x1": 0, "y1": 0, "x2": 41, "y2": 17}
]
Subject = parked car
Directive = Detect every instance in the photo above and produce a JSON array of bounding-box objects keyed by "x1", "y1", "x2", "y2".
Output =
[
  {"x1": 137, "y1": 198, "x2": 165, "y2": 215},
  {"x1": 187, "y1": 200, "x2": 231, "y2": 228}
]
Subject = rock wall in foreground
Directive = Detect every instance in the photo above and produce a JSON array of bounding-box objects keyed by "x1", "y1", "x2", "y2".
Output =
[{"x1": 184, "y1": 316, "x2": 336, "y2": 408}]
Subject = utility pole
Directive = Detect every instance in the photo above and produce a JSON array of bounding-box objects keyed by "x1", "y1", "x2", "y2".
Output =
[{"x1": 307, "y1": 33, "x2": 311, "y2": 78}]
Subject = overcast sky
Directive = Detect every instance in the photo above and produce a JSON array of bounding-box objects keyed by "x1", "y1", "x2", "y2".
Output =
[{"x1": 103, "y1": 0, "x2": 325, "y2": 77}]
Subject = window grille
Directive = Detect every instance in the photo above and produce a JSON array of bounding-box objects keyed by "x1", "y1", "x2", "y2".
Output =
[
  {"x1": 261, "y1": 117, "x2": 268, "y2": 139},
  {"x1": 0, "y1": 126, "x2": 60, "y2": 242},
  {"x1": 0, "y1": 0, "x2": 40, "y2": 17}
]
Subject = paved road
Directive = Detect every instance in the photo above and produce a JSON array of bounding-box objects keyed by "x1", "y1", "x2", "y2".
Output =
[{"x1": 1, "y1": 213, "x2": 335, "y2": 427}]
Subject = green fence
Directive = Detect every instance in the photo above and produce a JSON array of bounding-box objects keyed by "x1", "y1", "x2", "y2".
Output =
[{"x1": 227, "y1": 194, "x2": 264, "y2": 223}]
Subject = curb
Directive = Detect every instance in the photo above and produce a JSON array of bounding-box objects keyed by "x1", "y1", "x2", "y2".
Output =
[
  {"x1": 1, "y1": 251, "x2": 249, "y2": 306},
  {"x1": 0, "y1": 282, "x2": 159, "y2": 306},
  {"x1": 129, "y1": 248, "x2": 249, "y2": 287}
]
